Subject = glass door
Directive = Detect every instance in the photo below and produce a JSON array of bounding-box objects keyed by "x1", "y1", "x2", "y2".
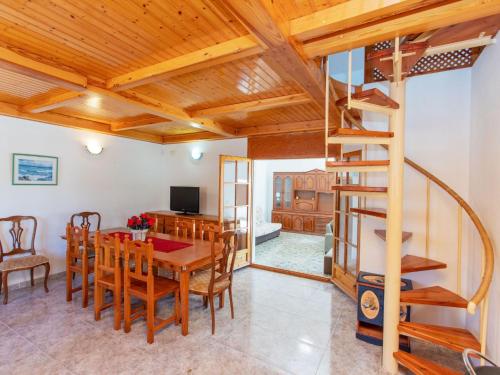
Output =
[
  {"x1": 219, "y1": 155, "x2": 252, "y2": 269},
  {"x1": 332, "y1": 150, "x2": 362, "y2": 299}
]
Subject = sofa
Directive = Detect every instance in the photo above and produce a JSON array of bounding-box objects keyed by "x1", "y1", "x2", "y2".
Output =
[
  {"x1": 324, "y1": 220, "x2": 334, "y2": 275},
  {"x1": 255, "y1": 207, "x2": 282, "y2": 245}
]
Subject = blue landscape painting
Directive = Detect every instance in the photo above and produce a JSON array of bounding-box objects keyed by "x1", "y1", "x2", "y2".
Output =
[{"x1": 18, "y1": 158, "x2": 53, "y2": 182}]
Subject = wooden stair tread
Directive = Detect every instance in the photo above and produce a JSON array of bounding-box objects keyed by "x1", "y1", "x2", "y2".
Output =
[
  {"x1": 401, "y1": 255, "x2": 447, "y2": 273},
  {"x1": 398, "y1": 321, "x2": 480, "y2": 353},
  {"x1": 330, "y1": 128, "x2": 394, "y2": 138},
  {"x1": 336, "y1": 88, "x2": 400, "y2": 109},
  {"x1": 331, "y1": 185, "x2": 387, "y2": 193},
  {"x1": 326, "y1": 160, "x2": 389, "y2": 167},
  {"x1": 400, "y1": 286, "x2": 468, "y2": 308},
  {"x1": 351, "y1": 207, "x2": 387, "y2": 218},
  {"x1": 394, "y1": 351, "x2": 460, "y2": 375},
  {"x1": 374, "y1": 229, "x2": 412, "y2": 243}
]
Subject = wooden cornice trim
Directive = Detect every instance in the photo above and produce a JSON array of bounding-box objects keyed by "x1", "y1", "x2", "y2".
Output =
[
  {"x1": 190, "y1": 93, "x2": 311, "y2": 117},
  {"x1": 0, "y1": 101, "x2": 163, "y2": 144},
  {"x1": 236, "y1": 119, "x2": 324, "y2": 136},
  {"x1": 0, "y1": 46, "x2": 87, "y2": 91},
  {"x1": 106, "y1": 35, "x2": 264, "y2": 91},
  {"x1": 22, "y1": 91, "x2": 85, "y2": 113},
  {"x1": 289, "y1": 0, "x2": 442, "y2": 42},
  {"x1": 302, "y1": 0, "x2": 500, "y2": 57}
]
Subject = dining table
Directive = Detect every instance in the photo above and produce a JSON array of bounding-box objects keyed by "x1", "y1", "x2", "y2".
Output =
[{"x1": 62, "y1": 227, "x2": 221, "y2": 336}]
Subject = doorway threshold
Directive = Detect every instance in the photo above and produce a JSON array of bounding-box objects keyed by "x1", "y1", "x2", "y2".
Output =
[{"x1": 250, "y1": 263, "x2": 330, "y2": 283}]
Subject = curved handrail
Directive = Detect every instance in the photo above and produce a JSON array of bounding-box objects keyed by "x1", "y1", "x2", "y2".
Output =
[{"x1": 329, "y1": 78, "x2": 494, "y2": 314}]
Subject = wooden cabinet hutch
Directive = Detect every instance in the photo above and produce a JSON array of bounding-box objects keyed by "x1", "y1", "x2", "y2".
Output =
[{"x1": 271, "y1": 169, "x2": 334, "y2": 235}]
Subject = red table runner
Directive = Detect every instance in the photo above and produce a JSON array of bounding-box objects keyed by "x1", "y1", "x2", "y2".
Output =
[{"x1": 106, "y1": 232, "x2": 191, "y2": 253}]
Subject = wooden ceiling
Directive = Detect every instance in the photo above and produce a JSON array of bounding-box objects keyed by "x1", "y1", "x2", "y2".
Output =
[{"x1": 0, "y1": 0, "x2": 498, "y2": 144}]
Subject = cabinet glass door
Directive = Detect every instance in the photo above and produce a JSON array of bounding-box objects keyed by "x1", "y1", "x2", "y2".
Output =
[
  {"x1": 284, "y1": 176, "x2": 292, "y2": 209},
  {"x1": 219, "y1": 155, "x2": 252, "y2": 269},
  {"x1": 274, "y1": 176, "x2": 282, "y2": 209}
]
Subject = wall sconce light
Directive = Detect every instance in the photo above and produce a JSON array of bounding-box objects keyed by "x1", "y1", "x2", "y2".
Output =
[
  {"x1": 191, "y1": 149, "x2": 203, "y2": 160},
  {"x1": 85, "y1": 140, "x2": 103, "y2": 155}
]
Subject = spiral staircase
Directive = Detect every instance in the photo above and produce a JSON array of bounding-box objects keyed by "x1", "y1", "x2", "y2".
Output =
[{"x1": 325, "y1": 40, "x2": 494, "y2": 374}]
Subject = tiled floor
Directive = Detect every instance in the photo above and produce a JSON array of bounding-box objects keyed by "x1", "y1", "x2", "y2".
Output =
[
  {"x1": 255, "y1": 232, "x2": 328, "y2": 276},
  {"x1": 0, "y1": 268, "x2": 463, "y2": 375}
]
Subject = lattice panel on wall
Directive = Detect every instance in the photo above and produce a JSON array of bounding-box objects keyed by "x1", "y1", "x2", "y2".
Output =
[{"x1": 365, "y1": 45, "x2": 483, "y2": 83}]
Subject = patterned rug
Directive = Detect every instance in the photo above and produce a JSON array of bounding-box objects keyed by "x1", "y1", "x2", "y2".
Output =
[{"x1": 254, "y1": 231, "x2": 327, "y2": 276}]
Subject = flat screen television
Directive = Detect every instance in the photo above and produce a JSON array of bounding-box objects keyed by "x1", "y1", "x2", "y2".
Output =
[{"x1": 170, "y1": 186, "x2": 200, "y2": 214}]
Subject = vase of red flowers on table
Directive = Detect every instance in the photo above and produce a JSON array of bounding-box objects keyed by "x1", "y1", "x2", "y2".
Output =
[{"x1": 127, "y1": 213, "x2": 155, "y2": 241}]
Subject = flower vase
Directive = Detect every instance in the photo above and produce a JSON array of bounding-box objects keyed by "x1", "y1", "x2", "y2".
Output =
[{"x1": 131, "y1": 229, "x2": 148, "y2": 241}]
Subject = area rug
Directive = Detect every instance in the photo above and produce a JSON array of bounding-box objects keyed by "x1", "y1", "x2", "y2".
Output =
[{"x1": 254, "y1": 231, "x2": 327, "y2": 276}]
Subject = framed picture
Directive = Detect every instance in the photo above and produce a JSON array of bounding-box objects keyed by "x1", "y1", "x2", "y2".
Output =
[{"x1": 12, "y1": 154, "x2": 58, "y2": 185}]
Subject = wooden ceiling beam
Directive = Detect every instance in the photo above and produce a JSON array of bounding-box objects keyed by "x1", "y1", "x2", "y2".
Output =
[
  {"x1": 209, "y1": 0, "x2": 328, "y2": 112},
  {"x1": 302, "y1": 0, "x2": 500, "y2": 57},
  {"x1": 236, "y1": 119, "x2": 325, "y2": 136},
  {"x1": 111, "y1": 115, "x2": 171, "y2": 131},
  {"x1": 290, "y1": 0, "x2": 446, "y2": 42},
  {"x1": 22, "y1": 91, "x2": 85, "y2": 113},
  {"x1": 0, "y1": 46, "x2": 87, "y2": 91},
  {"x1": 106, "y1": 35, "x2": 264, "y2": 91},
  {"x1": 0, "y1": 101, "x2": 162, "y2": 144},
  {"x1": 190, "y1": 93, "x2": 311, "y2": 117}
]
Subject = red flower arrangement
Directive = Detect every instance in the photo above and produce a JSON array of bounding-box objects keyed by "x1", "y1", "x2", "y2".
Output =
[{"x1": 127, "y1": 213, "x2": 155, "y2": 230}]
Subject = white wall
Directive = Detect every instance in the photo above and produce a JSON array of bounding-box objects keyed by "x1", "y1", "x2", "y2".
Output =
[
  {"x1": 162, "y1": 138, "x2": 247, "y2": 216},
  {"x1": 359, "y1": 69, "x2": 472, "y2": 327},
  {"x1": 0, "y1": 116, "x2": 166, "y2": 285},
  {"x1": 468, "y1": 41, "x2": 500, "y2": 362}
]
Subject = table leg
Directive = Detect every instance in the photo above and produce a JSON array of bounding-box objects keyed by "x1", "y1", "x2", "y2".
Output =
[{"x1": 179, "y1": 270, "x2": 190, "y2": 336}]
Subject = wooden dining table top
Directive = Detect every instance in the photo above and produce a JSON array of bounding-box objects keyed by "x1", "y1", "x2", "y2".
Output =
[{"x1": 62, "y1": 227, "x2": 220, "y2": 271}]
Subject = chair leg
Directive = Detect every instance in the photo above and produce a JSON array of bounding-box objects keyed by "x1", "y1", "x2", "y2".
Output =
[
  {"x1": 30, "y1": 268, "x2": 34, "y2": 287},
  {"x1": 124, "y1": 288, "x2": 131, "y2": 333},
  {"x1": 113, "y1": 286, "x2": 121, "y2": 331},
  {"x1": 228, "y1": 286, "x2": 234, "y2": 319},
  {"x1": 219, "y1": 291, "x2": 225, "y2": 309},
  {"x1": 82, "y1": 271, "x2": 89, "y2": 308},
  {"x1": 94, "y1": 284, "x2": 103, "y2": 321},
  {"x1": 43, "y1": 263, "x2": 50, "y2": 293},
  {"x1": 209, "y1": 293, "x2": 215, "y2": 335},
  {"x1": 66, "y1": 263, "x2": 72, "y2": 302},
  {"x1": 146, "y1": 298, "x2": 155, "y2": 344},
  {"x1": 203, "y1": 296, "x2": 208, "y2": 308},
  {"x1": 0, "y1": 271, "x2": 3, "y2": 295},
  {"x1": 2, "y1": 272, "x2": 8, "y2": 305}
]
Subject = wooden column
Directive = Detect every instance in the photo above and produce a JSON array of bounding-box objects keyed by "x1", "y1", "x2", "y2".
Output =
[{"x1": 382, "y1": 79, "x2": 406, "y2": 373}]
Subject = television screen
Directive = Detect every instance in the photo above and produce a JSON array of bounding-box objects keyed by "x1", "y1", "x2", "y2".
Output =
[{"x1": 170, "y1": 186, "x2": 200, "y2": 214}]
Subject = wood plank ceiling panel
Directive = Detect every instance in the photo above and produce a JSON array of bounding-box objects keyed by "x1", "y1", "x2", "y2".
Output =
[
  {"x1": 135, "y1": 122, "x2": 205, "y2": 136},
  {"x1": 271, "y1": 0, "x2": 348, "y2": 20},
  {"x1": 132, "y1": 55, "x2": 304, "y2": 110},
  {"x1": 0, "y1": 67, "x2": 60, "y2": 101},
  {"x1": 0, "y1": 0, "x2": 248, "y2": 78},
  {"x1": 213, "y1": 102, "x2": 323, "y2": 128}
]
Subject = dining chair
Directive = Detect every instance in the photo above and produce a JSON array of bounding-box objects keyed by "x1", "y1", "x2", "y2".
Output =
[
  {"x1": 0, "y1": 216, "x2": 50, "y2": 304},
  {"x1": 189, "y1": 228, "x2": 238, "y2": 334},
  {"x1": 70, "y1": 211, "x2": 101, "y2": 231},
  {"x1": 66, "y1": 224, "x2": 93, "y2": 308},
  {"x1": 94, "y1": 231, "x2": 122, "y2": 330},
  {"x1": 123, "y1": 238, "x2": 180, "y2": 344},
  {"x1": 174, "y1": 218, "x2": 196, "y2": 239}
]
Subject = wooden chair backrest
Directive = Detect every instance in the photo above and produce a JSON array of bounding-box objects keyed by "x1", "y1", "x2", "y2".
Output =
[
  {"x1": 200, "y1": 223, "x2": 221, "y2": 242},
  {"x1": 66, "y1": 224, "x2": 89, "y2": 260},
  {"x1": 174, "y1": 218, "x2": 196, "y2": 239},
  {"x1": 70, "y1": 211, "x2": 101, "y2": 231},
  {"x1": 208, "y1": 229, "x2": 237, "y2": 291},
  {"x1": 94, "y1": 231, "x2": 121, "y2": 279},
  {"x1": 123, "y1": 238, "x2": 154, "y2": 285},
  {"x1": 0, "y1": 216, "x2": 37, "y2": 261}
]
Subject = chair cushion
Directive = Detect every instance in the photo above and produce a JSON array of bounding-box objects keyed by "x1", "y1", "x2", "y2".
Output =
[
  {"x1": 129, "y1": 276, "x2": 179, "y2": 300},
  {"x1": 0, "y1": 255, "x2": 49, "y2": 272},
  {"x1": 189, "y1": 270, "x2": 230, "y2": 294}
]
